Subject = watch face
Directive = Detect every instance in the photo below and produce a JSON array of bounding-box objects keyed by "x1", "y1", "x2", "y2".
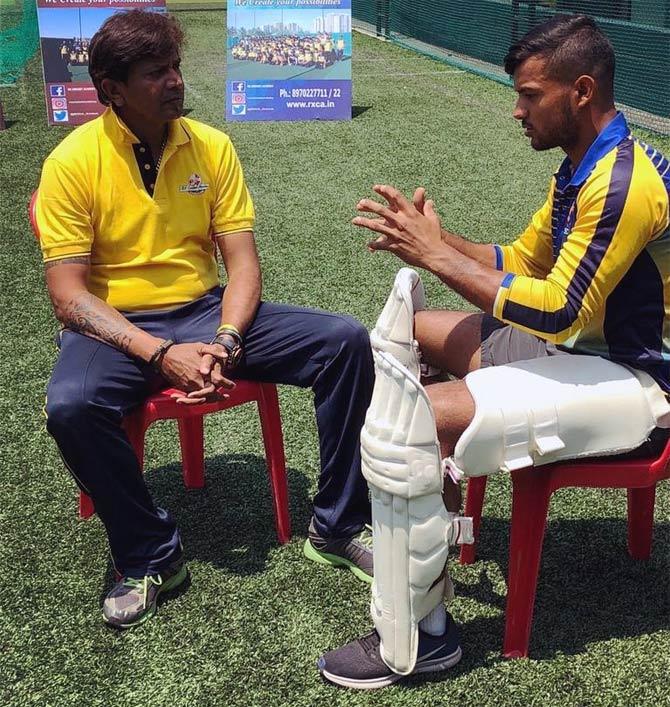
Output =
[
  {"x1": 216, "y1": 336, "x2": 243, "y2": 368},
  {"x1": 228, "y1": 344, "x2": 243, "y2": 368}
]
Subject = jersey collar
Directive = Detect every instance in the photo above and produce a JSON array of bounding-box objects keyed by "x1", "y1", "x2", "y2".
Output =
[{"x1": 555, "y1": 112, "x2": 630, "y2": 191}]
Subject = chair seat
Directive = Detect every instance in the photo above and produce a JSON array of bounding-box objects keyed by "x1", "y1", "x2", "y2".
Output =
[{"x1": 133, "y1": 382, "x2": 277, "y2": 421}]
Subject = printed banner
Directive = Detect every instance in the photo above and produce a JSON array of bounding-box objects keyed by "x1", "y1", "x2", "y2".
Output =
[
  {"x1": 36, "y1": 0, "x2": 166, "y2": 126},
  {"x1": 226, "y1": 0, "x2": 352, "y2": 122}
]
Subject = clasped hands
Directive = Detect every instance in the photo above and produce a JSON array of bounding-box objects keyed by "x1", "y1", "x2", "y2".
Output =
[
  {"x1": 159, "y1": 341, "x2": 235, "y2": 405},
  {"x1": 352, "y1": 184, "x2": 444, "y2": 269}
]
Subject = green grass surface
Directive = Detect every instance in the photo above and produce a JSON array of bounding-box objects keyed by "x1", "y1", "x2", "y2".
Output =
[{"x1": 1, "y1": 12, "x2": 669, "y2": 706}]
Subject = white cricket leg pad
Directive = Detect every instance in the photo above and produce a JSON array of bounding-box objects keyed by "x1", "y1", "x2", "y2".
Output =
[
  {"x1": 451, "y1": 355, "x2": 670, "y2": 477},
  {"x1": 370, "y1": 268, "x2": 428, "y2": 379},
  {"x1": 362, "y1": 350, "x2": 450, "y2": 675}
]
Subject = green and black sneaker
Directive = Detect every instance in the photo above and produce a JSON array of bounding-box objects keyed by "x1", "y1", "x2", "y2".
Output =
[
  {"x1": 303, "y1": 518, "x2": 373, "y2": 584},
  {"x1": 102, "y1": 555, "x2": 187, "y2": 629}
]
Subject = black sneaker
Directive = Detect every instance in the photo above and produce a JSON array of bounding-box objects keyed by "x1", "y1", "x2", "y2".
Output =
[
  {"x1": 303, "y1": 518, "x2": 373, "y2": 584},
  {"x1": 317, "y1": 614, "x2": 462, "y2": 689},
  {"x1": 102, "y1": 555, "x2": 187, "y2": 629}
]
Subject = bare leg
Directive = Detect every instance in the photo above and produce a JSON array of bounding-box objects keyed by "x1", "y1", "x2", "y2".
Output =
[
  {"x1": 415, "y1": 310, "x2": 485, "y2": 378},
  {"x1": 424, "y1": 379, "x2": 476, "y2": 511},
  {"x1": 414, "y1": 310, "x2": 485, "y2": 511}
]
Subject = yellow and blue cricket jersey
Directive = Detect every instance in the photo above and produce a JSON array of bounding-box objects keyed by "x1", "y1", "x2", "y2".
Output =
[
  {"x1": 36, "y1": 108, "x2": 255, "y2": 311},
  {"x1": 493, "y1": 113, "x2": 670, "y2": 391}
]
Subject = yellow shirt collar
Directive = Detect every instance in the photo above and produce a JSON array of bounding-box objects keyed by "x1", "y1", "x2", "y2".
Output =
[{"x1": 103, "y1": 106, "x2": 191, "y2": 148}]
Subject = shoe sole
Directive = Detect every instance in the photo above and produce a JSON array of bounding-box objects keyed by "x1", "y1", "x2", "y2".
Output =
[
  {"x1": 320, "y1": 646, "x2": 462, "y2": 690},
  {"x1": 102, "y1": 565, "x2": 188, "y2": 630},
  {"x1": 303, "y1": 539, "x2": 373, "y2": 585}
]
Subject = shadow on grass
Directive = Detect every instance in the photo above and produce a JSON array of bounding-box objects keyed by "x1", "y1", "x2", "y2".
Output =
[
  {"x1": 98, "y1": 452, "x2": 313, "y2": 598},
  {"x1": 352, "y1": 105, "x2": 372, "y2": 118},
  {"x1": 452, "y1": 515, "x2": 670, "y2": 661}
]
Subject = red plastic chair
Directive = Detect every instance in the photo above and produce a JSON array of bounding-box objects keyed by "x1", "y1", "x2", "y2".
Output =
[
  {"x1": 29, "y1": 191, "x2": 291, "y2": 544},
  {"x1": 459, "y1": 438, "x2": 670, "y2": 657}
]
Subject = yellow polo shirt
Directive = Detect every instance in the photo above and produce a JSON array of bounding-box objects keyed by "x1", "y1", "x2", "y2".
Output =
[{"x1": 36, "y1": 108, "x2": 255, "y2": 311}]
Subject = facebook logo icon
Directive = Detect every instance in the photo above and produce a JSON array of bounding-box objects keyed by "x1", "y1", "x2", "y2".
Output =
[
  {"x1": 50, "y1": 85, "x2": 66, "y2": 97},
  {"x1": 231, "y1": 81, "x2": 246, "y2": 92}
]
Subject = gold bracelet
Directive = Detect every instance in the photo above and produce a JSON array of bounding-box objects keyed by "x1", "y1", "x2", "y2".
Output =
[{"x1": 216, "y1": 323, "x2": 241, "y2": 336}]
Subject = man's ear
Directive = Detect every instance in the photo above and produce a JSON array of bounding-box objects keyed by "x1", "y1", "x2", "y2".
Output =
[
  {"x1": 100, "y1": 78, "x2": 125, "y2": 108},
  {"x1": 573, "y1": 75, "x2": 596, "y2": 109}
]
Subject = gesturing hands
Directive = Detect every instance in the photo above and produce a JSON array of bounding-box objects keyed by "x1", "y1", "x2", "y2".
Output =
[
  {"x1": 159, "y1": 342, "x2": 236, "y2": 405},
  {"x1": 352, "y1": 185, "x2": 444, "y2": 270}
]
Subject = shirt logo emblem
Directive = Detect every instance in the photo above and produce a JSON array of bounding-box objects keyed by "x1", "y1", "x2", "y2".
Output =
[{"x1": 179, "y1": 173, "x2": 209, "y2": 195}]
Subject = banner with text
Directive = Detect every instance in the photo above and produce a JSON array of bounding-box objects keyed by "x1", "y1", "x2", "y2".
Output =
[
  {"x1": 226, "y1": 0, "x2": 351, "y2": 122},
  {"x1": 36, "y1": 0, "x2": 166, "y2": 126}
]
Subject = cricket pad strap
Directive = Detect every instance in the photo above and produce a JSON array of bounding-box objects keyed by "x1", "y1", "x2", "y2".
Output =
[
  {"x1": 450, "y1": 354, "x2": 670, "y2": 478},
  {"x1": 362, "y1": 350, "x2": 451, "y2": 675}
]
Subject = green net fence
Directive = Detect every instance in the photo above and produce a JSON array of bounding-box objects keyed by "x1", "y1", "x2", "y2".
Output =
[
  {"x1": 0, "y1": 0, "x2": 38, "y2": 85},
  {"x1": 352, "y1": 0, "x2": 670, "y2": 135}
]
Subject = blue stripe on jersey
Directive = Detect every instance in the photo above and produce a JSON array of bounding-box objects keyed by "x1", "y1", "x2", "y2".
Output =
[
  {"x1": 493, "y1": 244, "x2": 503, "y2": 270},
  {"x1": 638, "y1": 139, "x2": 670, "y2": 194},
  {"x1": 502, "y1": 139, "x2": 635, "y2": 335},
  {"x1": 603, "y1": 249, "x2": 666, "y2": 368},
  {"x1": 501, "y1": 272, "x2": 515, "y2": 288}
]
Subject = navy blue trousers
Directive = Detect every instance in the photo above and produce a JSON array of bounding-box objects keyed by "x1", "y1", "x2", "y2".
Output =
[{"x1": 45, "y1": 288, "x2": 374, "y2": 577}]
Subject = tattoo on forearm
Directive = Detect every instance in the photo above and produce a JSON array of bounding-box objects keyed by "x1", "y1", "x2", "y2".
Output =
[
  {"x1": 44, "y1": 256, "x2": 91, "y2": 270},
  {"x1": 62, "y1": 293, "x2": 135, "y2": 355}
]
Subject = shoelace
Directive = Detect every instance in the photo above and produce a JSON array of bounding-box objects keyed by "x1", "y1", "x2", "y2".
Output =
[
  {"x1": 122, "y1": 574, "x2": 163, "y2": 610},
  {"x1": 356, "y1": 524, "x2": 373, "y2": 550},
  {"x1": 359, "y1": 630, "x2": 381, "y2": 655}
]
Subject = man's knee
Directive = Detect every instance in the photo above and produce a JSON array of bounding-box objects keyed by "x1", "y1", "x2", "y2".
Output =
[
  {"x1": 426, "y1": 381, "x2": 475, "y2": 457},
  {"x1": 325, "y1": 315, "x2": 371, "y2": 360},
  {"x1": 45, "y1": 380, "x2": 98, "y2": 437}
]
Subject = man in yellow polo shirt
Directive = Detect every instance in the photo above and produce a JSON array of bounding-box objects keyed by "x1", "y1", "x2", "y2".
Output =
[{"x1": 37, "y1": 10, "x2": 374, "y2": 629}]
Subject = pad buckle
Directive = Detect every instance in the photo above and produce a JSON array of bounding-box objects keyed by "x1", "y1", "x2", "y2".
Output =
[{"x1": 442, "y1": 457, "x2": 464, "y2": 483}]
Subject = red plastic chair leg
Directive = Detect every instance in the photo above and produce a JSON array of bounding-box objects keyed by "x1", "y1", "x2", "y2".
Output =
[
  {"x1": 177, "y1": 415, "x2": 205, "y2": 489},
  {"x1": 79, "y1": 491, "x2": 95, "y2": 519},
  {"x1": 627, "y1": 485, "x2": 656, "y2": 560},
  {"x1": 460, "y1": 475, "x2": 488, "y2": 565},
  {"x1": 503, "y1": 468, "x2": 553, "y2": 659},
  {"x1": 257, "y1": 383, "x2": 291, "y2": 544},
  {"x1": 122, "y1": 416, "x2": 147, "y2": 473}
]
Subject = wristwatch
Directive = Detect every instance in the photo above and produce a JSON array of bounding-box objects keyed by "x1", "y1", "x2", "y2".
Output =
[{"x1": 210, "y1": 332, "x2": 244, "y2": 369}]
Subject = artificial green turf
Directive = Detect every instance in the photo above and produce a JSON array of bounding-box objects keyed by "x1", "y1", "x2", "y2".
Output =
[{"x1": 1, "y1": 12, "x2": 669, "y2": 706}]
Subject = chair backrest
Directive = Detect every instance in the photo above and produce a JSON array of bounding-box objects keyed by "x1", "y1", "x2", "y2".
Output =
[{"x1": 28, "y1": 190, "x2": 40, "y2": 240}]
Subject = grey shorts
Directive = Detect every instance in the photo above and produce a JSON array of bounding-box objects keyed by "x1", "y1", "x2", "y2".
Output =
[{"x1": 479, "y1": 314, "x2": 569, "y2": 368}]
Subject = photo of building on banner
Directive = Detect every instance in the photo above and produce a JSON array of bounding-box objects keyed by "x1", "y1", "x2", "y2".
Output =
[
  {"x1": 226, "y1": 0, "x2": 352, "y2": 122},
  {"x1": 36, "y1": 0, "x2": 166, "y2": 126}
]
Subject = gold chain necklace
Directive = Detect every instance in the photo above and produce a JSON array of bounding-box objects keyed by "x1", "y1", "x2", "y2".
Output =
[{"x1": 154, "y1": 128, "x2": 169, "y2": 173}]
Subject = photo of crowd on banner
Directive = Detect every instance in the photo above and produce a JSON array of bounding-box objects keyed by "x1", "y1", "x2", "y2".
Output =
[
  {"x1": 227, "y1": 8, "x2": 352, "y2": 82},
  {"x1": 231, "y1": 34, "x2": 346, "y2": 69},
  {"x1": 41, "y1": 34, "x2": 93, "y2": 84},
  {"x1": 59, "y1": 38, "x2": 90, "y2": 68}
]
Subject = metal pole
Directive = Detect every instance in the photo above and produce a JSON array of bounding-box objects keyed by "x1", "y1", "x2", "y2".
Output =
[{"x1": 512, "y1": 0, "x2": 520, "y2": 44}]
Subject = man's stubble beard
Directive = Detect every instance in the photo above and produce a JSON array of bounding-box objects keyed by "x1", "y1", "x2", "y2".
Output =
[{"x1": 533, "y1": 96, "x2": 579, "y2": 153}]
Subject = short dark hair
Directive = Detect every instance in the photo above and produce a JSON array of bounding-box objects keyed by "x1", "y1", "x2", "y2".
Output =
[
  {"x1": 504, "y1": 14, "x2": 615, "y2": 100},
  {"x1": 89, "y1": 9, "x2": 184, "y2": 105}
]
